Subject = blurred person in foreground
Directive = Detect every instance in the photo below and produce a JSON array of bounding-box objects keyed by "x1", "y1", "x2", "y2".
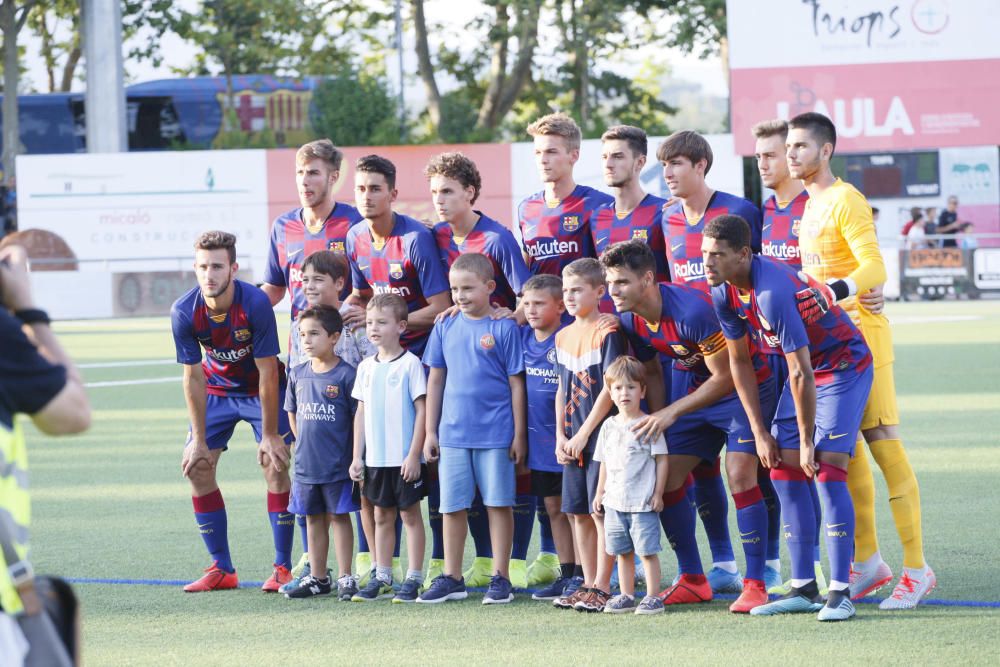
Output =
[{"x1": 0, "y1": 244, "x2": 91, "y2": 666}]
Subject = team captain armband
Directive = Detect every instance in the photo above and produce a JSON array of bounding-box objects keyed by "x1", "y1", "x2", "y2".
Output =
[{"x1": 698, "y1": 331, "x2": 727, "y2": 356}]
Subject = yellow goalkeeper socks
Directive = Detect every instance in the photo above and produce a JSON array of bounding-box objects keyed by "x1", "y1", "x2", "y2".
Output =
[
  {"x1": 847, "y1": 441, "x2": 879, "y2": 562},
  {"x1": 870, "y1": 439, "x2": 925, "y2": 569}
]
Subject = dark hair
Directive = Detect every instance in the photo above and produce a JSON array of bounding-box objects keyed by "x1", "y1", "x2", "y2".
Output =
[
  {"x1": 297, "y1": 304, "x2": 343, "y2": 336},
  {"x1": 522, "y1": 274, "x2": 563, "y2": 301},
  {"x1": 424, "y1": 152, "x2": 482, "y2": 205},
  {"x1": 194, "y1": 230, "x2": 237, "y2": 264},
  {"x1": 656, "y1": 130, "x2": 713, "y2": 175},
  {"x1": 602, "y1": 125, "x2": 647, "y2": 158},
  {"x1": 367, "y1": 293, "x2": 408, "y2": 322},
  {"x1": 356, "y1": 154, "x2": 397, "y2": 189},
  {"x1": 909, "y1": 207, "x2": 924, "y2": 222},
  {"x1": 599, "y1": 239, "x2": 656, "y2": 277},
  {"x1": 703, "y1": 215, "x2": 751, "y2": 251},
  {"x1": 302, "y1": 250, "x2": 349, "y2": 282},
  {"x1": 450, "y1": 252, "x2": 494, "y2": 283},
  {"x1": 788, "y1": 112, "x2": 837, "y2": 154},
  {"x1": 872, "y1": 207, "x2": 880, "y2": 215}
]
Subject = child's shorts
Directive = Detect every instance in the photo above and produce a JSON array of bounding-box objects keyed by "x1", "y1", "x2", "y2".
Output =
[
  {"x1": 363, "y1": 465, "x2": 427, "y2": 509},
  {"x1": 289, "y1": 479, "x2": 359, "y2": 516},
  {"x1": 438, "y1": 446, "x2": 514, "y2": 513},
  {"x1": 603, "y1": 508, "x2": 662, "y2": 557}
]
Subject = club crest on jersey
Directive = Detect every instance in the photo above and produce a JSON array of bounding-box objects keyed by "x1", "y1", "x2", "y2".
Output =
[
  {"x1": 631, "y1": 228, "x2": 648, "y2": 242},
  {"x1": 389, "y1": 262, "x2": 405, "y2": 279},
  {"x1": 546, "y1": 348, "x2": 557, "y2": 365},
  {"x1": 325, "y1": 384, "x2": 339, "y2": 399},
  {"x1": 561, "y1": 215, "x2": 580, "y2": 232},
  {"x1": 329, "y1": 241, "x2": 346, "y2": 253},
  {"x1": 234, "y1": 328, "x2": 251, "y2": 342},
  {"x1": 671, "y1": 344, "x2": 689, "y2": 356},
  {"x1": 480, "y1": 334, "x2": 496, "y2": 350},
  {"x1": 791, "y1": 219, "x2": 801, "y2": 238}
]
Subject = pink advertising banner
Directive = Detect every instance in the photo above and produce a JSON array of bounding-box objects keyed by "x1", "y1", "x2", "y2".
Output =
[{"x1": 731, "y1": 58, "x2": 1000, "y2": 155}]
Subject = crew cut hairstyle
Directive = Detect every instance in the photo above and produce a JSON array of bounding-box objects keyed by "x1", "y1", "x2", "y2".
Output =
[
  {"x1": 599, "y1": 239, "x2": 656, "y2": 277},
  {"x1": 562, "y1": 257, "x2": 605, "y2": 288},
  {"x1": 656, "y1": 130, "x2": 714, "y2": 175},
  {"x1": 450, "y1": 252, "x2": 495, "y2": 283},
  {"x1": 356, "y1": 154, "x2": 397, "y2": 189},
  {"x1": 789, "y1": 112, "x2": 838, "y2": 154},
  {"x1": 602, "y1": 125, "x2": 647, "y2": 158},
  {"x1": 296, "y1": 139, "x2": 344, "y2": 172},
  {"x1": 604, "y1": 355, "x2": 647, "y2": 389},
  {"x1": 526, "y1": 112, "x2": 582, "y2": 151},
  {"x1": 302, "y1": 250, "x2": 349, "y2": 282},
  {"x1": 702, "y1": 214, "x2": 752, "y2": 251},
  {"x1": 751, "y1": 119, "x2": 789, "y2": 141},
  {"x1": 194, "y1": 230, "x2": 237, "y2": 264},
  {"x1": 297, "y1": 303, "x2": 344, "y2": 336},
  {"x1": 367, "y1": 293, "x2": 408, "y2": 323},
  {"x1": 424, "y1": 152, "x2": 482, "y2": 204},
  {"x1": 522, "y1": 274, "x2": 563, "y2": 301}
]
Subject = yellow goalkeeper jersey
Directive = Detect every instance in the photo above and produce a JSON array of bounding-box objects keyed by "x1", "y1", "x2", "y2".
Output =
[{"x1": 799, "y1": 178, "x2": 893, "y2": 366}]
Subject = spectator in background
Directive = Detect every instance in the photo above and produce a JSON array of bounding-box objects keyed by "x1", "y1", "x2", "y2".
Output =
[
  {"x1": 958, "y1": 222, "x2": 978, "y2": 250},
  {"x1": 924, "y1": 207, "x2": 939, "y2": 237},
  {"x1": 903, "y1": 210, "x2": 928, "y2": 249},
  {"x1": 937, "y1": 196, "x2": 963, "y2": 248},
  {"x1": 871, "y1": 207, "x2": 880, "y2": 223}
]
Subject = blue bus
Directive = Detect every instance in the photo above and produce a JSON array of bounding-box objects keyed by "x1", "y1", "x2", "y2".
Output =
[{"x1": 2, "y1": 75, "x2": 322, "y2": 155}]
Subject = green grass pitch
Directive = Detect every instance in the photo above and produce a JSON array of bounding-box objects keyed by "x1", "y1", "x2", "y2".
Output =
[{"x1": 23, "y1": 300, "x2": 1000, "y2": 665}]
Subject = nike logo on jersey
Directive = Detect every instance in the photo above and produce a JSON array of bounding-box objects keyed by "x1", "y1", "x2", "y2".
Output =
[
  {"x1": 358, "y1": 264, "x2": 370, "y2": 271},
  {"x1": 670, "y1": 242, "x2": 684, "y2": 252},
  {"x1": 762, "y1": 224, "x2": 772, "y2": 231},
  {"x1": 827, "y1": 433, "x2": 848, "y2": 440},
  {"x1": 596, "y1": 236, "x2": 609, "y2": 246},
  {"x1": 737, "y1": 437, "x2": 754, "y2": 444}
]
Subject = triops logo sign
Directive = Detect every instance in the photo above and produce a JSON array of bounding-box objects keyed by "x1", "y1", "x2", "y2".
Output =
[{"x1": 727, "y1": 0, "x2": 1000, "y2": 153}]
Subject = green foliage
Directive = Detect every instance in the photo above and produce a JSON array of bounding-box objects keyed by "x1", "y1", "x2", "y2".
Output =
[{"x1": 310, "y1": 69, "x2": 402, "y2": 147}]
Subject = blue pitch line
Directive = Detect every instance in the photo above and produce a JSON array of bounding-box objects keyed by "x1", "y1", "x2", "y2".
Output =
[{"x1": 64, "y1": 577, "x2": 1000, "y2": 608}]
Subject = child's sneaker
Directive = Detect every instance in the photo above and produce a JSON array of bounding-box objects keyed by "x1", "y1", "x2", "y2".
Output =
[
  {"x1": 284, "y1": 574, "x2": 332, "y2": 599},
  {"x1": 574, "y1": 588, "x2": 610, "y2": 613},
  {"x1": 351, "y1": 577, "x2": 393, "y2": 602},
  {"x1": 336, "y1": 574, "x2": 358, "y2": 601},
  {"x1": 553, "y1": 585, "x2": 588, "y2": 610},
  {"x1": 393, "y1": 577, "x2": 422, "y2": 603},
  {"x1": 603, "y1": 593, "x2": 636, "y2": 614},
  {"x1": 635, "y1": 595, "x2": 664, "y2": 615},
  {"x1": 417, "y1": 575, "x2": 468, "y2": 604},
  {"x1": 482, "y1": 575, "x2": 514, "y2": 605},
  {"x1": 532, "y1": 576, "x2": 570, "y2": 601},
  {"x1": 279, "y1": 561, "x2": 311, "y2": 595}
]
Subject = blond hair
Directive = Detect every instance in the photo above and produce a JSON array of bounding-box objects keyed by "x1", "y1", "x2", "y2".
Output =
[
  {"x1": 751, "y1": 119, "x2": 789, "y2": 141},
  {"x1": 296, "y1": 139, "x2": 344, "y2": 171},
  {"x1": 526, "y1": 113, "x2": 582, "y2": 151},
  {"x1": 562, "y1": 257, "x2": 604, "y2": 288}
]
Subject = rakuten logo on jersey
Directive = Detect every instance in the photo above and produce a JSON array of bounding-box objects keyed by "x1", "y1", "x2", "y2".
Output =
[
  {"x1": 373, "y1": 283, "x2": 412, "y2": 298},
  {"x1": 762, "y1": 242, "x2": 801, "y2": 261},
  {"x1": 528, "y1": 239, "x2": 579, "y2": 260},
  {"x1": 290, "y1": 267, "x2": 303, "y2": 285},
  {"x1": 208, "y1": 345, "x2": 252, "y2": 363},
  {"x1": 673, "y1": 260, "x2": 705, "y2": 281}
]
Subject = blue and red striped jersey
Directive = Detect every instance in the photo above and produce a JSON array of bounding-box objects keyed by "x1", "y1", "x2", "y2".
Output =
[
  {"x1": 433, "y1": 213, "x2": 531, "y2": 311},
  {"x1": 620, "y1": 283, "x2": 769, "y2": 392},
  {"x1": 171, "y1": 280, "x2": 283, "y2": 397},
  {"x1": 263, "y1": 203, "x2": 364, "y2": 318},
  {"x1": 591, "y1": 193, "x2": 670, "y2": 312},
  {"x1": 711, "y1": 256, "x2": 872, "y2": 386},
  {"x1": 761, "y1": 190, "x2": 808, "y2": 272},
  {"x1": 517, "y1": 184, "x2": 612, "y2": 276},
  {"x1": 345, "y1": 213, "x2": 449, "y2": 357},
  {"x1": 663, "y1": 190, "x2": 762, "y2": 293}
]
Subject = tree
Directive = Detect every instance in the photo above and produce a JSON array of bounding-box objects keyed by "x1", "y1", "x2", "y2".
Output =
[
  {"x1": 310, "y1": 67, "x2": 400, "y2": 146},
  {"x1": 412, "y1": 0, "x2": 540, "y2": 142},
  {"x1": 0, "y1": 0, "x2": 35, "y2": 185}
]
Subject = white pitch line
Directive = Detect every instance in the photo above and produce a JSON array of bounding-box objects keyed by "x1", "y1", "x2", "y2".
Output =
[
  {"x1": 79, "y1": 359, "x2": 175, "y2": 369},
  {"x1": 85, "y1": 377, "x2": 181, "y2": 388}
]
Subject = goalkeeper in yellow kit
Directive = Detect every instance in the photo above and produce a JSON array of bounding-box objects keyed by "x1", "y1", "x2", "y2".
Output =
[{"x1": 784, "y1": 112, "x2": 934, "y2": 610}]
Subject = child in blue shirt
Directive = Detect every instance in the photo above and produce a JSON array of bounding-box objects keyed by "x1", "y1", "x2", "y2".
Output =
[
  {"x1": 419, "y1": 253, "x2": 526, "y2": 605},
  {"x1": 282, "y1": 305, "x2": 359, "y2": 601}
]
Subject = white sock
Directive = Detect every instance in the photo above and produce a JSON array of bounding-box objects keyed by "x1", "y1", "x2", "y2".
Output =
[
  {"x1": 713, "y1": 560, "x2": 738, "y2": 574},
  {"x1": 766, "y1": 559, "x2": 780, "y2": 571},
  {"x1": 829, "y1": 579, "x2": 849, "y2": 592},
  {"x1": 791, "y1": 578, "x2": 814, "y2": 589}
]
